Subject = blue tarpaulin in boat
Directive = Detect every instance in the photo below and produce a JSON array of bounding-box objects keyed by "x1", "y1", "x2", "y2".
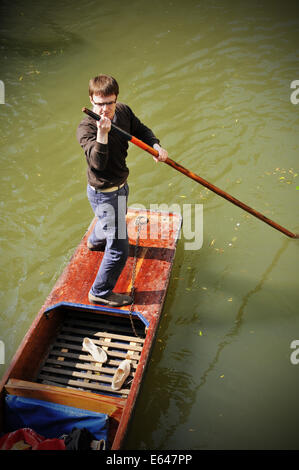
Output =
[{"x1": 4, "y1": 395, "x2": 109, "y2": 441}]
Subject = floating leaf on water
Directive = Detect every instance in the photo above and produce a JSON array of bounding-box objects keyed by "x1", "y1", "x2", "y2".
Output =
[
  {"x1": 209, "y1": 239, "x2": 216, "y2": 247},
  {"x1": 19, "y1": 76, "x2": 23, "y2": 81},
  {"x1": 228, "y1": 298, "x2": 233, "y2": 302},
  {"x1": 231, "y1": 236, "x2": 237, "y2": 242},
  {"x1": 198, "y1": 330, "x2": 203, "y2": 336},
  {"x1": 220, "y1": 374, "x2": 224, "y2": 378},
  {"x1": 279, "y1": 176, "x2": 285, "y2": 180}
]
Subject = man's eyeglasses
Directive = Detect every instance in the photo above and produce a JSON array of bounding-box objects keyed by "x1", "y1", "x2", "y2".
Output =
[{"x1": 92, "y1": 99, "x2": 116, "y2": 108}]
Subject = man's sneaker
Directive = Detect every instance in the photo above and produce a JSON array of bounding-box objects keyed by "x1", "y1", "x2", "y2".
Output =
[
  {"x1": 88, "y1": 291, "x2": 132, "y2": 307},
  {"x1": 87, "y1": 239, "x2": 106, "y2": 251}
]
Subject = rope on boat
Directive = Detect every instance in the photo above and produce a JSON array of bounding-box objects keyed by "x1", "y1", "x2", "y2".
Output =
[{"x1": 129, "y1": 215, "x2": 148, "y2": 337}]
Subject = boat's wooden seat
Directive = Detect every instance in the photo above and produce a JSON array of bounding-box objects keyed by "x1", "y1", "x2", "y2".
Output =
[{"x1": 4, "y1": 378, "x2": 125, "y2": 417}]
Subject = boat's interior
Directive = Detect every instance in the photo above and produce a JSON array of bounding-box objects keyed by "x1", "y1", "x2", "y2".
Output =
[{"x1": 1, "y1": 305, "x2": 148, "y2": 448}]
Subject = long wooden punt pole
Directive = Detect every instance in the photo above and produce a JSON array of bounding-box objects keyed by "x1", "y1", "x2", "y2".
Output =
[{"x1": 82, "y1": 107, "x2": 298, "y2": 239}]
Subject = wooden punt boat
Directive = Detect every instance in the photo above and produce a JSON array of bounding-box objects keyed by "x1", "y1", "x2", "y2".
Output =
[{"x1": 0, "y1": 207, "x2": 182, "y2": 450}]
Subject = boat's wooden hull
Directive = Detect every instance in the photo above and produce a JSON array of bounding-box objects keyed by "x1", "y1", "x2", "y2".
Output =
[{"x1": 0, "y1": 208, "x2": 182, "y2": 449}]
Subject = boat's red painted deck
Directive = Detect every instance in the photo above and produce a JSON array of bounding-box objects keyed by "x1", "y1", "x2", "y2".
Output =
[{"x1": 41, "y1": 208, "x2": 182, "y2": 326}]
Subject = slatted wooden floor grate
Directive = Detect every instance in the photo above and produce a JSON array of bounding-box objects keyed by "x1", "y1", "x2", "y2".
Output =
[{"x1": 36, "y1": 310, "x2": 146, "y2": 398}]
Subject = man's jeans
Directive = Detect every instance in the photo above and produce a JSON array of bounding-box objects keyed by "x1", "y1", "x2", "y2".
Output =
[{"x1": 87, "y1": 183, "x2": 129, "y2": 297}]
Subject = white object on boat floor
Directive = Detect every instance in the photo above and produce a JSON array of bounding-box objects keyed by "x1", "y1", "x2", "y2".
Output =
[
  {"x1": 111, "y1": 359, "x2": 131, "y2": 391},
  {"x1": 90, "y1": 439, "x2": 106, "y2": 450},
  {"x1": 82, "y1": 337, "x2": 107, "y2": 364}
]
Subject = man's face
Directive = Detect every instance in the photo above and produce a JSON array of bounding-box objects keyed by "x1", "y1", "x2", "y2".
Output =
[{"x1": 89, "y1": 93, "x2": 117, "y2": 121}]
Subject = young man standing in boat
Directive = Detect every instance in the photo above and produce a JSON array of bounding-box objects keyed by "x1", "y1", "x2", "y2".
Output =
[{"x1": 77, "y1": 74, "x2": 168, "y2": 307}]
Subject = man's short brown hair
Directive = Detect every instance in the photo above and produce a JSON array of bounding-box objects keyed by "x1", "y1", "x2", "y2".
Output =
[{"x1": 89, "y1": 74, "x2": 119, "y2": 98}]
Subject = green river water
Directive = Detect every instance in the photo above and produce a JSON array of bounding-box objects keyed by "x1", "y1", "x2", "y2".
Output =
[{"x1": 0, "y1": 0, "x2": 299, "y2": 450}]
